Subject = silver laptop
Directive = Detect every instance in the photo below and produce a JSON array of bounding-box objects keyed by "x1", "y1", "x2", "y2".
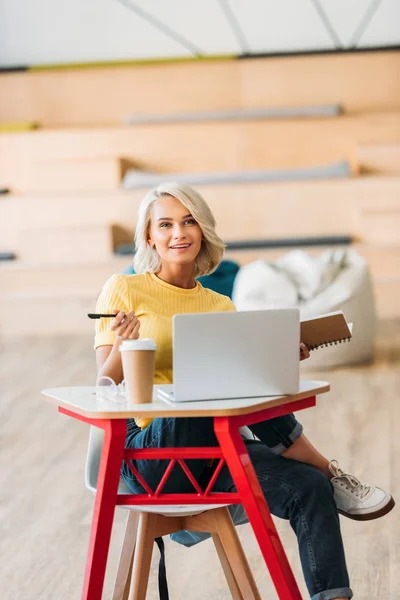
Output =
[{"x1": 156, "y1": 309, "x2": 300, "y2": 403}]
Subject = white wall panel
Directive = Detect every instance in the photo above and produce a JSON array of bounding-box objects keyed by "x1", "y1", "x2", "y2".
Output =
[
  {"x1": 0, "y1": 0, "x2": 398, "y2": 67},
  {"x1": 0, "y1": 0, "x2": 192, "y2": 66}
]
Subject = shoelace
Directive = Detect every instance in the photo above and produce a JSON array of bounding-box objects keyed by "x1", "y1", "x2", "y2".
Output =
[{"x1": 330, "y1": 461, "x2": 372, "y2": 499}]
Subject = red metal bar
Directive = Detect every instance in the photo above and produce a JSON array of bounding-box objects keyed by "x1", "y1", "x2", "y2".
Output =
[
  {"x1": 154, "y1": 459, "x2": 176, "y2": 496},
  {"x1": 59, "y1": 407, "x2": 112, "y2": 429},
  {"x1": 214, "y1": 416, "x2": 303, "y2": 600},
  {"x1": 229, "y1": 396, "x2": 316, "y2": 429},
  {"x1": 204, "y1": 458, "x2": 226, "y2": 496},
  {"x1": 177, "y1": 459, "x2": 204, "y2": 495},
  {"x1": 124, "y1": 447, "x2": 223, "y2": 460},
  {"x1": 116, "y1": 492, "x2": 241, "y2": 505},
  {"x1": 125, "y1": 462, "x2": 154, "y2": 496}
]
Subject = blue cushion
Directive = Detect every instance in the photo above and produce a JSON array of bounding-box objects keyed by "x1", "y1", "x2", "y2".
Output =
[
  {"x1": 121, "y1": 260, "x2": 240, "y2": 299},
  {"x1": 197, "y1": 260, "x2": 240, "y2": 299},
  {"x1": 122, "y1": 262, "x2": 135, "y2": 275}
]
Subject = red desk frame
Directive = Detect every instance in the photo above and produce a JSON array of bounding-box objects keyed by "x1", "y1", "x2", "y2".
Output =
[{"x1": 60, "y1": 395, "x2": 316, "y2": 600}]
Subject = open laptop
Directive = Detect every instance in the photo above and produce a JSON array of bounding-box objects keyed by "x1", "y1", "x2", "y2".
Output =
[{"x1": 156, "y1": 309, "x2": 300, "y2": 403}]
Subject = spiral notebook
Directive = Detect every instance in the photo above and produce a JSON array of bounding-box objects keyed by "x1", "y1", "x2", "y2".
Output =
[{"x1": 301, "y1": 311, "x2": 353, "y2": 351}]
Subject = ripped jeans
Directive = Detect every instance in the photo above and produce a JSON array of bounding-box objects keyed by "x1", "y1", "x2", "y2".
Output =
[{"x1": 121, "y1": 414, "x2": 353, "y2": 600}]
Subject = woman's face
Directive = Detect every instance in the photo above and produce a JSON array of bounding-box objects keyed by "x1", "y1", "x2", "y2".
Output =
[{"x1": 148, "y1": 195, "x2": 203, "y2": 269}]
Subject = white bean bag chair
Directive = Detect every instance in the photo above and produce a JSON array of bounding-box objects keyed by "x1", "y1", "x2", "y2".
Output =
[{"x1": 232, "y1": 248, "x2": 376, "y2": 368}]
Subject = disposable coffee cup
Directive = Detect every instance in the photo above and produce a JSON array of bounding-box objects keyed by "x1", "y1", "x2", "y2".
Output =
[{"x1": 119, "y1": 338, "x2": 157, "y2": 404}]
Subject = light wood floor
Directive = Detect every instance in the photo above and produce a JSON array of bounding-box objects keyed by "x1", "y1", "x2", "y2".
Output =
[{"x1": 1, "y1": 322, "x2": 399, "y2": 600}]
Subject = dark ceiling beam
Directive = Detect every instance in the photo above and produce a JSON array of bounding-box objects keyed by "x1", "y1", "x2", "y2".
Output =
[
  {"x1": 310, "y1": 0, "x2": 344, "y2": 49},
  {"x1": 349, "y1": 0, "x2": 383, "y2": 48},
  {"x1": 116, "y1": 0, "x2": 203, "y2": 57},
  {"x1": 218, "y1": 0, "x2": 250, "y2": 54}
]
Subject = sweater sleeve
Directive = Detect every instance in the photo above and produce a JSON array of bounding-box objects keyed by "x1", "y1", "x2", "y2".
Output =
[{"x1": 93, "y1": 274, "x2": 130, "y2": 349}]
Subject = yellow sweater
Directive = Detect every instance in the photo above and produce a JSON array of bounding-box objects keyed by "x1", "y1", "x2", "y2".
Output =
[{"x1": 94, "y1": 272, "x2": 235, "y2": 428}]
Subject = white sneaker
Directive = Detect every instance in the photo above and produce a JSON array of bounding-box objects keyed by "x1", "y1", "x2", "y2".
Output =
[{"x1": 329, "y1": 460, "x2": 395, "y2": 521}]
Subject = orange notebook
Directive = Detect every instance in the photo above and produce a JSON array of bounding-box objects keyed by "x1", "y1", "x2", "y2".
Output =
[{"x1": 300, "y1": 311, "x2": 353, "y2": 351}]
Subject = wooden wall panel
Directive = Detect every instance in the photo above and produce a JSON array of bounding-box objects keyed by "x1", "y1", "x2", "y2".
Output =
[
  {"x1": 361, "y1": 207, "x2": 400, "y2": 246},
  {"x1": 0, "y1": 257, "x2": 129, "y2": 295},
  {"x1": 374, "y1": 279, "x2": 400, "y2": 320},
  {"x1": 241, "y1": 112, "x2": 400, "y2": 171},
  {"x1": 18, "y1": 225, "x2": 114, "y2": 263},
  {"x1": 0, "y1": 123, "x2": 242, "y2": 191},
  {"x1": 0, "y1": 292, "x2": 97, "y2": 335},
  {"x1": 0, "y1": 61, "x2": 240, "y2": 126},
  {"x1": 239, "y1": 51, "x2": 400, "y2": 113},
  {"x1": 0, "y1": 73, "x2": 35, "y2": 123},
  {"x1": 4, "y1": 177, "x2": 400, "y2": 246},
  {"x1": 20, "y1": 157, "x2": 129, "y2": 192},
  {"x1": 238, "y1": 118, "x2": 356, "y2": 171},
  {"x1": 1, "y1": 52, "x2": 399, "y2": 127},
  {"x1": 359, "y1": 143, "x2": 400, "y2": 175},
  {"x1": 3, "y1": 111, "x2": 400, "y2": 191},
  {"x1": 0, "y1": 197, "x2": 17, "y2": 252}
]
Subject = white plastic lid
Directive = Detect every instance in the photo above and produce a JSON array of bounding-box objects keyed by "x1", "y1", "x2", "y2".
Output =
[{"x1": 119, "y1": 338, "x2": 157, "y2": 351}]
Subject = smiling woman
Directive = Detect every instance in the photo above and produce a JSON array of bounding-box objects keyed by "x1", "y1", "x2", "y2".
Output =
[{"x1": 92, "y1": 181, "x2": 395, "y2": 600}]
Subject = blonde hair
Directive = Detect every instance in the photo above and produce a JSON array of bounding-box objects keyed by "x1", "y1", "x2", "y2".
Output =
[{"x1": 133, "y1": 182, "x2": 225, "y2": 277}]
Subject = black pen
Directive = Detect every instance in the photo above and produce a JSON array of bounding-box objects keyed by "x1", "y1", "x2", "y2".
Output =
[{"x1": 87, "y1": 313, "x2": 116, "y2": 319}]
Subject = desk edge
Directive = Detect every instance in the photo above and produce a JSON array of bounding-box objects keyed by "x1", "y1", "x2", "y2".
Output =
[{"x1": 42, "y1": 382, "x2": 330, "y2": 419}]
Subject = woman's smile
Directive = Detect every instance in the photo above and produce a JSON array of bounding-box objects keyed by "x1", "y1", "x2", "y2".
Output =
[{"x1": 169, "y1": 243, "x2": 192, "y2": 252}]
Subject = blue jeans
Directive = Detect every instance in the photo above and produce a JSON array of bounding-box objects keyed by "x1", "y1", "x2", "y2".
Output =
[{"x1": 122, "y1": 415, "x2": 353, "y2": 600}]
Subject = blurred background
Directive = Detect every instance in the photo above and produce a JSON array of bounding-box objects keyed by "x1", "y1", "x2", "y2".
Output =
[{"x1": 0, "y1": 1, "x2": 399, "y2": 599}]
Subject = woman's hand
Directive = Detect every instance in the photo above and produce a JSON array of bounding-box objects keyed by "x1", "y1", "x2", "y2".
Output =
[
  {"x1": 300, "y1": 342, "x2": 310, "y2": 361},
  {"x1": 110, "y1": 309, "x2": 140, "y2": 340}
]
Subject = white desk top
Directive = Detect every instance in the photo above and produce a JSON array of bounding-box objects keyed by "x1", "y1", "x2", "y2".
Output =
[{"x1": 42, "y1": 380, "x2": 330, "y2": 419}]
